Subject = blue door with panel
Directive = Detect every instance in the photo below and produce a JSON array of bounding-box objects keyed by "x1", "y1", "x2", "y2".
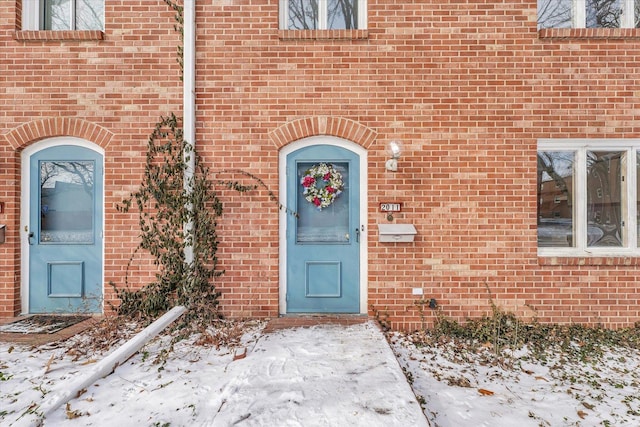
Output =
[
  {"x1": 29, "y1": 145, "x2": 103, "y2": 313},
  {"x1": 286, "y1": 145, "x2": 360, "y2": 313}
]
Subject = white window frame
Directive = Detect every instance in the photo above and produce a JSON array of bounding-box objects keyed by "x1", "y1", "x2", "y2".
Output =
[
  {"x1": 538, "y1": 139, "x2": 640, "y2": 257},
  {"x1": 279, "y1": 0, "x2": 367, "y2": 30},
  {"x1": 572, "y1": 0, "x2": 636, "y2": 28},
  {"x1": 22, "y1": 1, "x2": 40, "y2": 30}
]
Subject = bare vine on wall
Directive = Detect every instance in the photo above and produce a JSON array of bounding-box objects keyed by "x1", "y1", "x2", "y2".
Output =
[
  {"x1": 111, "y1": 1, "x2": 293, "y2": 326},
  {"x1": 114, "y1": 114, "x2": 232, "y2": 325}
]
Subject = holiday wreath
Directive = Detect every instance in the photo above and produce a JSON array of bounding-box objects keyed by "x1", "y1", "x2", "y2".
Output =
[{"x1": 301, "y1": 163, "x2": 344, "y2": 210}]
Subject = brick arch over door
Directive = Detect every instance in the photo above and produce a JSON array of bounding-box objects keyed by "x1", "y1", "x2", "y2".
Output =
[
  {"x1": 5, "y1": 117, "x2": 114, "y2": 150},
  {"x1": 268, "y1": 116, "x2": 377, "y2": 149}
]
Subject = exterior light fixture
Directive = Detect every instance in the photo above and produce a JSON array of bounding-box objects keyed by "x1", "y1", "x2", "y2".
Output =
[{"x1": 385, "y1": 140, "x2": 402, "y2": 172}]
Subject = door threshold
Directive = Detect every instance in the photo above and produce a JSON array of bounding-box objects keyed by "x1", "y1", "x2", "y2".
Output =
[{"x1": 264, "y1": 314, "x2": 370, "y2": 332}]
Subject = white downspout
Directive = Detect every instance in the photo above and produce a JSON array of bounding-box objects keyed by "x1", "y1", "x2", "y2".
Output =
[
  {"x1": 183, "y1": 0, "x2": 196, "y2": 265},
  {"x1": 22, "y1": 306, "x2": 187, "y2": 427}
]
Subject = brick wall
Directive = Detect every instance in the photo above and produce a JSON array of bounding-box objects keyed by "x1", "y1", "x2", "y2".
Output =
[{"x1": 1, "y1": 0, "x2": 639, "y2": 330}]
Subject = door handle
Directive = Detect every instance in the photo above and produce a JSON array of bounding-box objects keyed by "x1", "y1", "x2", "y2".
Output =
[
  {"x1": 28, "y1": 232, "x2": 34, "y2": 245},
  {"x1": 355, "y1": 227, "x2": 360, "y2": 243}
]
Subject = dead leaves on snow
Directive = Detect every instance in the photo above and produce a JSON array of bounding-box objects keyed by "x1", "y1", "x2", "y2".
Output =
[{"x1": 65, "y1": 402, "x2": 89, "y2": 419}]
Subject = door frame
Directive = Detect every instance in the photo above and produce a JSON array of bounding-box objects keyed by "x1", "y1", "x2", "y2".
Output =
[
  {"x1": 20, "y1": 137, "x2": 105, "y2": 315},
  {"x1": 279, "y1": 136, "x2": 368, "y2": 315}
]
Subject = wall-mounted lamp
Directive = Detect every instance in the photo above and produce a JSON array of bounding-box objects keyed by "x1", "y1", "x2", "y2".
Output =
[{"x1": 385, "y1": 141, "x2": 402, "y2": 172}]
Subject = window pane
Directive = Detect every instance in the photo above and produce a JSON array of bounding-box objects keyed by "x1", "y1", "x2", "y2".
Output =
[
  {"x1": 44, "y1": 0, "x2": 71, "y2": 30},
  {"x1": 287, "y1": 0, "x2": 318, "y2": 29},
  {"x1": 587, "y1": 151, "x2": 624, "y2": 247},
  {"x1": 537, "y1": 0, "x2": 573, "y2": 29},
  {"x1": 538, "y1": 151, "x2": 575, "y2": 247},
  {"x1": 586, "y1": 0, "x2": 622, "y2": 28},
  {"x1": 40, "y1": 161, "x2": 95, "y2": 244},
  {"x1": 297, "y1": 162, "x2": 349, "y2": 243},
  {"x1": 77, "y1": 0, "x2": 104, "y2": 31},
  {"x1": 327, "y1": 0, "x2": 358, "y2": 29},
  {"x1": 636, "y1": 0, "x2": 640, "y2": 27},
  {"x1": 43, "y1": 0, "x2": 103, "y2": 30}
]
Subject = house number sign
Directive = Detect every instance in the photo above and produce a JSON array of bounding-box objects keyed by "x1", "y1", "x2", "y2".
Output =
[{"x1": 380, "y1": 203, "x2": 402, "y2": 212}]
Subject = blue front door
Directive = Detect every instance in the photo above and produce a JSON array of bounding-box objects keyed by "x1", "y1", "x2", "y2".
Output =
[
  {"x1": 286, "y1": 145, "x2": 360, "y2": 313},
  {"x1": 28, "y1": 145, "x2": 103, "y2": 313}
]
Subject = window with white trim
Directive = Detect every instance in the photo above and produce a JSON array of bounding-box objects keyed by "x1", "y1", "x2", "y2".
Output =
[
  {"x1": 22, "y1": 0, "x2": 104, "y2": 31},
  {"x1": 279, "y1": 0, "x2": 367, "y2": 30},
  {"x1": 538, "y1": 0, "x2": 640, "y2": 28},
  {"x1": 537, "y1": 140, "x2": 640, "y2": 256}
]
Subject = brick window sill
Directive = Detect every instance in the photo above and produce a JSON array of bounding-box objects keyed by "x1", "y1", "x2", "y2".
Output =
[
  {"x1": 279, "y1": 29, "x2": 368, "y2": 41},
  {"x1": 13, "y1": 30, "x2": 104, "y2": 42},
  {"x1": 539, "y1": 28, "x2": 640, "y2": 40},
  {"x1": 538, "y1": 256, "x2": 640, "y2": 266}
]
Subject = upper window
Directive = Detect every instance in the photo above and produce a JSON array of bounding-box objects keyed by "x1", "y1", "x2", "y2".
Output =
[
  {"x1": 538, "y1": 0, "x2": 640, "y2": 28},
  {"x1": 280, "y1": 0, "x2": 367, "y2": 30},
  {"x1": 22, "y1": 1, "x2": 104, "y2": 31},
  {"x1": 538, "y1": 140, "x2": 640, "y2": 256}
]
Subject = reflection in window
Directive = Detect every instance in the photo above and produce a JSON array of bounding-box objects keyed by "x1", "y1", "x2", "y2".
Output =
[
  {"x1": 44, "y1": 0, "x2": 104, "y2": 31},
  {"x1": 586, "y1": 0, "x2": 622, "y2": 28},
  {"x1": 328, "y1": 0, "x2": 358, "y2": 30},
  {"x1": 587, "y1": 151, "x2": 624, "y2": 247},
  {"x1": 40, "y1": 161, "x2": 95, "y2": 244},
  {"x1": 285, "y1": 0, "x2": 361, "y2": 30},
  {"x1": 537, "y1": 151, "x2": 575, "y2": 247},
  {"x1": 538, "y1": 0, "x2": 638, "y2": 28},
  {"x1": 287, "y1": 0, "x2": 318, "y2": 30},
  {"x1": 538, "y1": 0, "x2": 572, "y2": 29}
]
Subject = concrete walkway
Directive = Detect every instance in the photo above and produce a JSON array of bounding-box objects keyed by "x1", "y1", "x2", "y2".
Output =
[{"x1": 204, "y1": 318, "x2": 430, "y2": 426}]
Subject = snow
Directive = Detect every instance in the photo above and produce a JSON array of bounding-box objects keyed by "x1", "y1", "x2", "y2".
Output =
[
  {"x1": 390, "y1": 333, "x2": 640, "y2": 427},
  {"x1": 2, "y1": 320, "x2": 639, "y2": 427},
  {"x1": 1, "y1": 321, "x2": 425, "y2": 427}
]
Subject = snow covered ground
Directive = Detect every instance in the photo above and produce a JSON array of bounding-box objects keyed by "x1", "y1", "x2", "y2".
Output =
[
  {"x1": 1, "y1": 319, "x2": 639, "y2": 427},
  {"x1": 1, "y1": 321, "x2": 425, "y2": 427},
  {"x1": 390, "y1": 331, "x2": 640, "y2": 427}
]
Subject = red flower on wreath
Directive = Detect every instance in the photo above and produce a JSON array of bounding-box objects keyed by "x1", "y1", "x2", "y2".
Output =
[
  {"x1": 313, "y1": 197, "x2": 321, "y2": 207},
  {"x1": 302, "y1": 176, "x2": 316, "y2": 187},
  {"x1": 326, "y1": 186, "x2": 335, "y2": 193}
]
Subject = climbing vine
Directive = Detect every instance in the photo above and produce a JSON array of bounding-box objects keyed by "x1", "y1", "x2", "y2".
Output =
[
  {"x1": 163, "y1": 0, "x2": 184, "y2": 79},
  {"x1": 112, "y1": 2, "x2": 290, "y2": 327},
  {"x1": 115, "y1": 114, "x2": 225, "y2": 325}
]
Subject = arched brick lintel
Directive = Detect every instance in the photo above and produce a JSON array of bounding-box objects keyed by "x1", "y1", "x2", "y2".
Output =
[
  {"x1": 268, "y1": 116, "x2": 377, "y2": 150},
  {"x1": 5, "y1": 117, "x2": 114, "y2": 150}
]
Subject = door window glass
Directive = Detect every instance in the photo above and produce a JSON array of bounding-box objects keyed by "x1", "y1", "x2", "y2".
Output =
[
  {"x1": 39, "y1": 160, "x2": 95, "y2": 244},
  {"x1": 296, "y1": 162, "x2": 349, "y2": 243}
]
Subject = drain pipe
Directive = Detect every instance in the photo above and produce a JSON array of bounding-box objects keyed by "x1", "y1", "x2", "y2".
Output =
[
  {"x1": 183, "y1": 0, "x2": 196, "y2": 265},
  {"x1": 18, "y1": 306, "x2": 186, "y2": 426}
]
